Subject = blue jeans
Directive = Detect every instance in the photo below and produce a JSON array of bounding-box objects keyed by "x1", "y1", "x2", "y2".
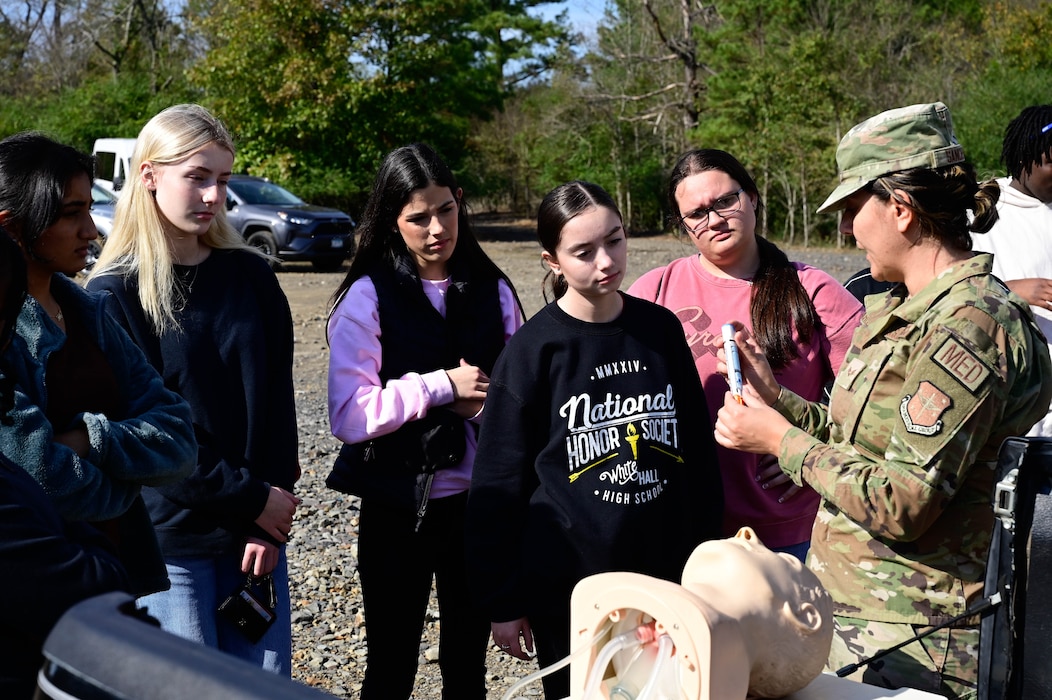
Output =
[{"x1": 138, "y1": 549, "x2": 291, "y2": 676}]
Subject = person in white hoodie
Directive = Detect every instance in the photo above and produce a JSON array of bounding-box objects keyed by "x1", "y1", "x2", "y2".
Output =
[{"x1": 972, "y1": 104, "x2": 1052, "y2": 435}]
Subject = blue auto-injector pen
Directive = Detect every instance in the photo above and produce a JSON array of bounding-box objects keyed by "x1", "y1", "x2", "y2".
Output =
[{"x1": 722, "y1": 323, "x2": 745, "y2": 404}]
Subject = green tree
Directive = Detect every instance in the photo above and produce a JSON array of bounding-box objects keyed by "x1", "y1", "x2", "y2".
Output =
[
  {"x1": 190, "y1": 0, "x2": 569, "y2": 207},
  {"x1": 85, "y1": 0, "x2": 188, "y2": 86},
  {"x1": 0, "y1": 0, "x2": 189, "y2": 97},
  {"x1": 954, "y1": 1, "x2": 1052, "y2": 177},
  {"x1": 0, "y1": 0, "x2": 196, "y2": 146}
]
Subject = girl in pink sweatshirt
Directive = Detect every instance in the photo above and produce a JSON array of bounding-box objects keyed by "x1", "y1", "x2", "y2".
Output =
[{"x1": 629, "y1": 149, "x2": 862, "y2": 559}]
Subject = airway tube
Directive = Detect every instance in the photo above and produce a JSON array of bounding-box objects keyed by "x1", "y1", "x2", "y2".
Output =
[
  {"x1": 499, "y1": 621, "x2": 613, "y2": 700},
  {"x1": 637, "y1": 634, "x2": 674, "y2": 700},
  {"x1": 581, "y1": 630, "x2": 646, "y2": 700}
]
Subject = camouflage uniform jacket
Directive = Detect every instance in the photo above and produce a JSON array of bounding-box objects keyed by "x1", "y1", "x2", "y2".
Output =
[{"x1": 773, "y1": 254, "x2": 1052, "y2": 626}]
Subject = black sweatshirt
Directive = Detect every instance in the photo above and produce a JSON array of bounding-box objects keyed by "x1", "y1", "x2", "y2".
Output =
[
  {"x1": 466, "y1": 294, "x2": 723, "y2": 622},
  {"x1": 87, "y1": 249, "x2": 299, "y2": 557}
]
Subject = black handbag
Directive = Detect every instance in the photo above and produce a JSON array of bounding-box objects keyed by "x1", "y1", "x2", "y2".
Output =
[
  {"x1": 217, "y1": 574, "x2": 277, "y2": 644},
  {"x1": 366, "y1": 408, "x2": 467, "y2": 472},
  {"x1": 326, "y1": 409, "x2": 467, "y2": 519}
]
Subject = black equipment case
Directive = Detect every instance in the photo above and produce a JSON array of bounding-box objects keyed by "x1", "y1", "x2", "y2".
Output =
[
  {"x1": 979, "y1": 436, "x2": 1052, "y2": 699},
  {"x1": 34, "y1": 592, "x2": 331, "y2": 700}
]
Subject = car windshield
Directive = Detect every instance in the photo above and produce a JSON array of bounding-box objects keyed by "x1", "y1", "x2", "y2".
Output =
[
  {"x1": 228, "y1": 179, "x2": 305, "y2": 206},
  {"x1": 92, "y1": 184, "x2": 117, "y2": 205}
]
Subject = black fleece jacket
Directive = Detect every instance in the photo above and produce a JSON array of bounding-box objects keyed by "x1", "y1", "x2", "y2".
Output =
[{"x1": 87, "y1": 249, "x2": 298, "y2": 557}]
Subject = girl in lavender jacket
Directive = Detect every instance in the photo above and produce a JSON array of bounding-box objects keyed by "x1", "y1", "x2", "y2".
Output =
[{"x1": 326, "y1": 143, "x2": 523, "y2": 700}]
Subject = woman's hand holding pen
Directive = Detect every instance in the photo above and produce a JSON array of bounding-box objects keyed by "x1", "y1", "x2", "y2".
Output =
[
  {"x1": 714, "y1": 321, "x2": 781, "y2": 406},
  {"x1": 713, "y1": 322, "x2": 793, "y2": 457}
]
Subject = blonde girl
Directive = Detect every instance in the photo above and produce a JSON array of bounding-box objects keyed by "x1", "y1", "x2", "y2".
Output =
[{"x1": 88, "y1": 104, "x2": 300, "y2": 674}]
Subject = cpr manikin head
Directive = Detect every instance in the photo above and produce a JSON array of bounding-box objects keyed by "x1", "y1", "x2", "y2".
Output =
[{"x1": 681, "y1": 527, "x2": 833, "y2": 698}]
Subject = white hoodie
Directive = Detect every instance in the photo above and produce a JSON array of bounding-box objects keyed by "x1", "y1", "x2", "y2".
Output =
[{"x1": 972, "y1": 177, "x2": 1052, "y2": 436}]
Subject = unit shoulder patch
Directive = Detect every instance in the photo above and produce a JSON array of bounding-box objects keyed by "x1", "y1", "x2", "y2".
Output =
[{"x1": 899, "y1": 380, "x2": 952, "y2": 436}]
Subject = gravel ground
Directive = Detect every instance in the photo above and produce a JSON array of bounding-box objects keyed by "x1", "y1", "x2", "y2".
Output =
[{"x1": 280, "y1": 223, "x2": 868, "y2": 699}]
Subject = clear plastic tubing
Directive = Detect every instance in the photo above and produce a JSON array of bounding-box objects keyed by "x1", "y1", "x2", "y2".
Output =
[
  {"x1": 500, "y1": 620, "x2": 613, "y2": 700},
  {"x1": 636, "y1": 634, "x2": 674, "y2": 700},
  {"x1": 581, "y1": 630, "x2": 646, "y2": 700}
]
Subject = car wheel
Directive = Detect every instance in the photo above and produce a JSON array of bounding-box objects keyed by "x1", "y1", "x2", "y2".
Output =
[
  {"x1": 246, "y1": 230, "x2": 280, "y2": 268},
  {"x1": 311, "y1": 257, "x2": 345, "y2": 272}
]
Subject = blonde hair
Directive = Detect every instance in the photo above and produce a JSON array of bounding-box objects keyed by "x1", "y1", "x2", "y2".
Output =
[{"x1": 89, "y1": 104, "x2": 259, "y2": 333}]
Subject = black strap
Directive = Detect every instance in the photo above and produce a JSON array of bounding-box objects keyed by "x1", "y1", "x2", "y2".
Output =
[
  {"x1": 835, "y1": 593, "x2": 1001, "y2": 678},
  {"x1": 246, "y1": 574, "x2": 277, "y2": 612}
]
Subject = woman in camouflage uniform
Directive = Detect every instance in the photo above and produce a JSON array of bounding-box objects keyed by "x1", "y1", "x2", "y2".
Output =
[{"x1": 713, "y1": 102, "x2": 1052, "y2": 699}]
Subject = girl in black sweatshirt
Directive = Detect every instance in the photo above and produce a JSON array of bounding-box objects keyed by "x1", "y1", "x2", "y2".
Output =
[{"x1": 466, "y1": 181, "x2": 724, "y2": 698}]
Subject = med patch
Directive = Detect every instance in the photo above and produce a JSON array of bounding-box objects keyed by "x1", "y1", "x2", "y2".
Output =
[
  {"x1": 932, "y1": 335, "x2": 990, "y2": 392},
  {"x1": 900, "y1": 380, "x2": 952, "y2": 436}
]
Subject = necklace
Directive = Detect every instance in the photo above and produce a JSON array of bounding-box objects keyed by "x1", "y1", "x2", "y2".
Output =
[
  {"x1": 44, "y1": 302, "x2": 64, "y2": 323},
  {"x1": 30, "y1": 292, "x2": 65, "y2": 326},
  {"x1": 177, "y1": 263, "x2": 199, "y2": 292}
]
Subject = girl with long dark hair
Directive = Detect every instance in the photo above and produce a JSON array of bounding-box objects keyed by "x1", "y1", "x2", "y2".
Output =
[
  {"x1": 325, "y1": 143, "x2": 523, "y2": 699},
  {"x1": 629, "y1": 148, "x2": 863, "y2": 560},
  {"x1": 0, "y1": 132, "x2": 194, "y2": 596},
  {"x1": 466, "y1": 181, "x2": 722, "y2": 699}
]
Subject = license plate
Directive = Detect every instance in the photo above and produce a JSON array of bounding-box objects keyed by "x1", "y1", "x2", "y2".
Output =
[{"x1": 332, "y1": 239, "x2": 344, "y2": 249}]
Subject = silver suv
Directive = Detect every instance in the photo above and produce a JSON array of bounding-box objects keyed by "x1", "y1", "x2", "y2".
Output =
[{"x1": 225, "y1": 175, "x2": 356, "y2": 271}]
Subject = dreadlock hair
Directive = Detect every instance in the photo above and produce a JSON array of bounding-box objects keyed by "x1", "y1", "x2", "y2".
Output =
[{"x1": 1001, "y1": 104, "x2": 1052, "y2": 181}]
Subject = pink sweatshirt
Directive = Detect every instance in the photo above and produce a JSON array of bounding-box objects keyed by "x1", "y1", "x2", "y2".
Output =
[
  {"x1": 628, "y1": 255, "x2": 863, "y2": 547},
  {"x1": 327, "y1": 276, "x2": 522, "y2": 499}
]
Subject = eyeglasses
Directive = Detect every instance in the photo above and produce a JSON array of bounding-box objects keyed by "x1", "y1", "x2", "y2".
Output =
[{"x1": 678, "y1": 189, "x2": 745, "y2": 234}]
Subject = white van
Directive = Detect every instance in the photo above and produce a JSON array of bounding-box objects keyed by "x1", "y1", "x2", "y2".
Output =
[{"x1": 92, "y1": 138, "x2": 136, "y2": 195}]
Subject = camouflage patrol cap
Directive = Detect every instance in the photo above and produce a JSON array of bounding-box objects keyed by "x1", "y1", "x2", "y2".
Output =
[{"x1": 817, "y1": 102, "x2": 966, "y2": 213}]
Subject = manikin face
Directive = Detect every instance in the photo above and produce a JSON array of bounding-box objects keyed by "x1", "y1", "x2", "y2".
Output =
[
  {"x1": 1015, "y1": 151, "x2": 1052, "y2": 204},
  {"x1": 397, "y1": 183, "x2": 460, "y2": 280},
  {"x1": 682, "y1": 527, "x2": 813, "y2": 616},
  {"x1": 572, "y1": 527, "x2": 832, "y2": 700},
  {"x1": 680, "y1": 526, "x2": 832, "y2": 697},
  {"x1": 142, "y1": 141, "x2": 233, "y2": 239},
  {"x1": 542, "y1": 205, "x2": 627, "y2": 303},
  {"x1": 674, "y1": 170, "x2": 758, "y2": 273},
  {"x1": 28, "y1": 172, "x2": 98, "y2": 278}
]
